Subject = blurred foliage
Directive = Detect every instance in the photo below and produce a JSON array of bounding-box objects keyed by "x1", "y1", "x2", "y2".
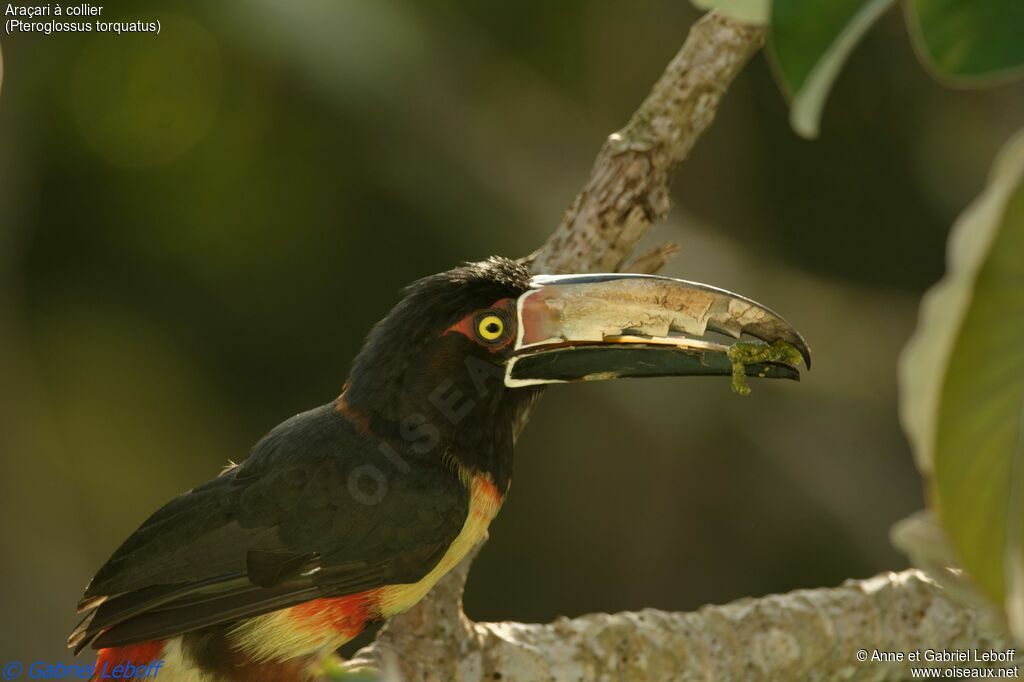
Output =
[
  {"x1": 769, "y1": 0, "x2": 896, "y2": 137},
  {"x1": 0, "y1": 0, "x2": 1022, "y2": 664},
  {"x1": 701, "y1": 0, "x2": 1024, "y2": 137},
  {"x1": 909, "y1": 0, "x2": 1024, "y2": 82},
  {"x1": 899, "y1": 129, "x2": 1024, "y2": 638}
]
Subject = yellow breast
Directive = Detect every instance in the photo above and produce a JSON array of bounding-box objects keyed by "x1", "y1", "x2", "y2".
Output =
[{"x1": 376, "y1": 473, "x2": 503, "y2": 617}]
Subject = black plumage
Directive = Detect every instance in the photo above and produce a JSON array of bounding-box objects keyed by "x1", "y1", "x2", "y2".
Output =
[
  {"x1": 72, "y1": 404, "x2": 468, "y2": 650},
  {"x1": 72, "y1": 257, "x2": 540, "y2": 654}
]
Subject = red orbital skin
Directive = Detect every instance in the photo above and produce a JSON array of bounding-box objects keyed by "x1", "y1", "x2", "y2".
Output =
[{"x1": 444, "y1": 298, "x2": 517, "y2": 351}]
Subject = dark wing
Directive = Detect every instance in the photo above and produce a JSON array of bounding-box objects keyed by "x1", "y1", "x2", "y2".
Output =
[{"x1": 70, "y1": 403, "x2": 467, "y2": 651}]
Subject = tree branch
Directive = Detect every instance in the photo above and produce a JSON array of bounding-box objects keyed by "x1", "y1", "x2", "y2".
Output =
[
  {"x1": 523, "y1": 11, "x2": 763, "y2": 275},
  {"x1": 349, "y1": 570, "x2": 1011, "y2": 681},
  {"x1": 341, "y1": 10, "x2": 1004, "y2": 682}
]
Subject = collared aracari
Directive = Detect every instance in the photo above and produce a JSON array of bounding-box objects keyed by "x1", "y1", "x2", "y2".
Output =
[{"x1": 69, "y1": 257, "x2": 809, "y2": 681}]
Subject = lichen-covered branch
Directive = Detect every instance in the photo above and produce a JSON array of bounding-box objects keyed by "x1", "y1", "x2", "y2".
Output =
[
  {"x1": 466, "y1": 570, "x2": 1013, "y2": 681},
  {"x1": 347, "y1": 570, "x2": 1011, "y2": 681}
]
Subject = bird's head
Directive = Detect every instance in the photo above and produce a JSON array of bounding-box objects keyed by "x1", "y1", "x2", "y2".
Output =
[{"x1": 342, "y1": 256, "x2": 809, "y2": 489}]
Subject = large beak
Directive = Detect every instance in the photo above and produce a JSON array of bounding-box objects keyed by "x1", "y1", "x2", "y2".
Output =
[{"x1": 505, "y1": 274, "x2": 810, "y2": 388}]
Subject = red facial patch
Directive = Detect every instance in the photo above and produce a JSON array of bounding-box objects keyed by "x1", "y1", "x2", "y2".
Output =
[{"x1": 444, "y1": 298, "x2": 517, "y2": 352}]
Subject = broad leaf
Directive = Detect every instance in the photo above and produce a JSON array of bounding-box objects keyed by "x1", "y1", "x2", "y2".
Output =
[
  {"x1": 908, "y1": 0, "x2": 1024, "y2": 83},
  {"x1": 768, "y1": 0, "x2": 895, "y2": 138},
  {"x1": 899, "y1": 129, "x2": 1024, "y2": 637},
  {"x1": 691, "y1": 0, "x2": 770, "y2": 25}
]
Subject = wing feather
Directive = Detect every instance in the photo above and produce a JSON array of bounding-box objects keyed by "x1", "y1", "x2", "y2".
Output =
[{"x1": 71, "y1": 404, "x2": 468, "y2": 651}]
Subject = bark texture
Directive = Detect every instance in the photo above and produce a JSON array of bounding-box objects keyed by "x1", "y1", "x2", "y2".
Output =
[
  {"x1": 348, "y1": 569, "x2": 1011, "y2": 681},
  {"x1": 523, "y1": 12, "x2": 763, "y2": 275}
]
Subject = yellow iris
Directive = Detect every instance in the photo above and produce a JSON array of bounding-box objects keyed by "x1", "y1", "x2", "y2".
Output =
[{"x1": 476, "y1": 314, "x2": 505, "y2": 342}]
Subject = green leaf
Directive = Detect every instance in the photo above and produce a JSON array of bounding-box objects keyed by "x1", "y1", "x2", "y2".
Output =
[
  {"x1": 899, "y1": 129, "x2": 1024, "y2": 637},
  {"x1": 768, "y1": 0, "x2": 895, "y2": 138},
  {"x1": 691, "y1": 0, "x2": 770, "y2": 25},
  {"x1": 908, "y1": 0, "x2": 1024, "y2": 83}
]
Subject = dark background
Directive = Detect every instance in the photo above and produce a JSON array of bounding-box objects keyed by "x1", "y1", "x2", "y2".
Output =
[{"x1": 1, "y1": 0, "x2": 1022, "y2": 662}]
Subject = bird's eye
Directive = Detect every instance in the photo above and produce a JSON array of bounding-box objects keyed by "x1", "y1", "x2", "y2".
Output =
[{"x1": 475, "y1": 314, "x2": 506, "y2": 343}]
